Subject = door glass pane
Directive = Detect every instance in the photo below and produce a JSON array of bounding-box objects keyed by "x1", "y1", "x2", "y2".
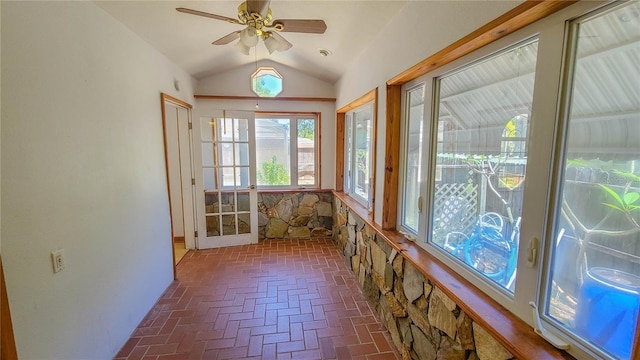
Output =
[
  {"x1": 430, "y1": 39, "x2": 539, "y2": 292},
  {"x1": 219, "y1": 143, "x2": 234, "y2": 166},
  {"x1": 256, "y1": 118, "x2": 291, "y2": 186},
  {"x1": 403, "y1": 84, "x2": 425, "y2": 232},
  {"x1": 297, "y1": 119, "x2": 316, "y2": 186},
  {"x1": 202, "y1": 143, "x2": 214, "y2": 167},
  {"x1": 238, "y1": 213, "x2": 251, "y2": 234},
  {"x1": 353, "y1": 107, "x2": 372, "y2": 201},
  {"x1": 220, "y1": 192, "x2": 236, "y2": 213},
  {"x1": 219, "y1": 117, "x2": 234, "y2": 142},
  {"x1": 203, "y1": 168, "x2": 215, "y2": 191},
  {"x1": 238, "y1": 167, "x2": 250, "y2": 188},
  {"x1": 237, "y1": 192, "x2": 250, "y2": 212},
  {"x1": 222, "y1": 215, "x2": 236, "y2": 235},
  {"x1": 206, "y1": 215, "x2": 220, "y2": 237},
  {"x1": 546, "y1": 3, "x2": 640, "y2": 359},
  {"x1": 235, "y1": 118, "x2": 249, "y2": 141},
  {"x1": 236, "y1": 143, "x2": 250, "y2": 166},
  {"x1": 220, "y1": 167, "x2": 235, "y2": 188},
  {"x1": 205, "y1": 192, "x2": 220, "y2": 214}
]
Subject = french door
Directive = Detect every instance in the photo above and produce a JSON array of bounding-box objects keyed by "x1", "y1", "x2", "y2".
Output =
[{"x1": 193, "y1": 110, "x2": 258, "y2": 249}]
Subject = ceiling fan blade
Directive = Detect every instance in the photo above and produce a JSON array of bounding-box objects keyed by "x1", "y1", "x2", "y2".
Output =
[
  {"x1": 176, "y1": 8, "x2": 241, "y2": 24},
  {"x1": 272, "y1": 19, "x2": 327, "y2": 34},
  {"x1": 246, "y1": 0, "x2": 271, "y2": 16},
  {"x1": 269, "y1": 31, "x2": 293, "y2": 51},
  {"x1": 212, "y1": 31, "x2": 241, "y2": 45}
]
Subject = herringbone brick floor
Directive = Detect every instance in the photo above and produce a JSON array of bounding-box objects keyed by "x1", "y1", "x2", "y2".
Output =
[{"x1": 115, "y1": 237, "x2": 401, "y2": 360}]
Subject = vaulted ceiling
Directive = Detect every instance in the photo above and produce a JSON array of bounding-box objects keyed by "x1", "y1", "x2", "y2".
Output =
[{"x1": 95, "y1": 0, "x2": 408, "y2": 83}]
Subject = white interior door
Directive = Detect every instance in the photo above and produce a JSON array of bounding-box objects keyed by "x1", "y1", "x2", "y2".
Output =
[
  {"x1": 163, "y1": 98, "x2": 196, "y2": 250},
  {"x1": 193, "y1": 110, "x2": 258, "y2": 249}
]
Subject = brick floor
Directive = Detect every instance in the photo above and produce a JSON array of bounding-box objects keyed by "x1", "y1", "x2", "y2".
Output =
[{"x1": 115, "y1": 238, "x2": 401, "y2": 360}]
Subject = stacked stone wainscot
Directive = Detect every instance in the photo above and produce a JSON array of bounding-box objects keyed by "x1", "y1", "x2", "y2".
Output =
[
  {"x1": 332, "y1": 195, "x2": 515, "y2": 360},
  {"x1": 258, "y1": 191, "x2": 333, "y2": 240}
]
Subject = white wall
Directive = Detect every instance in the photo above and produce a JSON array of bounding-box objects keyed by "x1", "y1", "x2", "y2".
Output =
[
  {"x1": 197, "y1": 59, "x2": 335, "y2": 98},
  {"x1": 197, "y1": 60, "x2": 337, "y2": 189},
  {"x1": 1, "y1": 2, "x2": 195, "y2": 359},
  {"x1": 336, "y1": 0, "x2": 522, "y2": 224}
]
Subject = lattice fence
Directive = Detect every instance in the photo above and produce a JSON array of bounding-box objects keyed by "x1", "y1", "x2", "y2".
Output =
[{"x1": 432, "y1": 183, "x2": 478, "y2": 245}]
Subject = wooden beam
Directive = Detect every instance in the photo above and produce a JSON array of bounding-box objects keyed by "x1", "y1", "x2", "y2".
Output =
[
  {"x1": 335, "y1": 112, "x2": 345, "y2": 192},
  {"x1": 387, "y1": 0, "x2": 577, "y2": 86},
  {"x1": 336, "y1": 89, "x2": 377, "y2": 113},
  {"x1": 382, "y1": 85, "x2": 402, "y2": 230},
  {"x1": 370, "y1": 89, "x2": 379, "y2": 218},
  {"x1": 161, "y1": 93, "x2": 193, "y2": 109},
  {"x1": 195, "y1": 95, "x2": 336, "y2": 102}
]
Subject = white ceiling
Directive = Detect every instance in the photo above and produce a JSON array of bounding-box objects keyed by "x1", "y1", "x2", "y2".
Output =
[{"x1": 95, "y1": 0, "x2": 408, "y2": 83}]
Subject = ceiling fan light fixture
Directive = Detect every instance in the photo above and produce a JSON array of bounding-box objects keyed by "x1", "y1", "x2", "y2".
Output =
[
  {"x1": 239, "y1": 27, "x2": 259, "y2": 47},
  {"x1": 235, "y1": 40, "x2": 251, "y2": 55},
  {"x1": 263, "y1": 34, "x2": 280, "y2": 54}
]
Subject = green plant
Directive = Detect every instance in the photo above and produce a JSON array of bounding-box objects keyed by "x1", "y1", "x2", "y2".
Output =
[
  {"x1": 257, "y1": 155, "x2": 289, "y2": 185},
  {"x1": 600, "y1": 185, "x2": 640, "y2": 214},
  {"x1": 598, "y1": 170, "x2": 640, "y2": 227}
]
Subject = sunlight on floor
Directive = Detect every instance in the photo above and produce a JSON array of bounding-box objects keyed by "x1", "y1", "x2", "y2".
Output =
[{"x1": 173, "y1": 241, "x2": 188, "y2": 265}]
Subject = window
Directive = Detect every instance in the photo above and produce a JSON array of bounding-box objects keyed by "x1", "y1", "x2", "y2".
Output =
[
  {"x1": 429, "y1": 38, "x2": 538, "y2": 293},
  {"x1": 251, "y1": 67, "x2": 283, "y2": 97},
  {"x1": 545, "y1": 3, "x2": 640, "y2": 359},
  {"x1": 398, "y1": 2, "x2": 639, "y2": 358},
  {"x1": 255, "y1": 114, "x2": 318, "y2": 188},
  {"x1": 345, "y1": 103, "x2": 375, "y2": 208},
  {"x1": 400, "y1": 83, "x2": 426, "y2": 233}
]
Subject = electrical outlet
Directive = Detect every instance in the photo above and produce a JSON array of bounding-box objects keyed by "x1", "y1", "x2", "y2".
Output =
[{"x1": 51, "y1": 249, "x2": 65, "y2": 273}]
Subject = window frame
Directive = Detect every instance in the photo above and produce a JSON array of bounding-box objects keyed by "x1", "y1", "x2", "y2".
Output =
[
  {"x1": 254, "y1": 112, "x2": 320, "y2": 189},
  {"x1": 336, "y1": 88, "x2": 378, "y2": 213},
  {"x1": 419, "y1": 34, "x2": 543, "y2": 309},
  {"x1": 394, "y1": 2, "x2": 632, "y2": 359},
  {"x1": 542, "y1": 2, "x2": 640, "y2": 359},
  {"x1": 398, "y1": 81, "x2": 427, "y2": 235},
  {"x1": 251, "y1": 67, "x2": 283, "y2": 98},
  {"x1": 345, "y1": 102, "x2": 375, "y2": 208}
]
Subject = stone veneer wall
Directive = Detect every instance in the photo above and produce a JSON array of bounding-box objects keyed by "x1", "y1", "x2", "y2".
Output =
[
  {"x1": 332, "y1": 196, "x2": 516, "y2": 360},
  {"x1": 258, "y1": 191, "x2": 333, "y2": 240}
]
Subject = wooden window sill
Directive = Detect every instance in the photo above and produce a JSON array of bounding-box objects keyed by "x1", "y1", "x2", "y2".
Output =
[
  {"x1": 258, "y1": 188, "x2": 331, "y2": 194},
  {"x1": 332, "y1": 190, "x2": 573, "y2": 360}
]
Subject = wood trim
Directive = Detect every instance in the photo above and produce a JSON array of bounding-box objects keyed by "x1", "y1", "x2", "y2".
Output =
[
  {"x1": 382, "y1": 85, "x2": 402, "y2": 230},
  {"x1": 369, "y1": 89, "x2": 379, "y2": 219},
  {"x1": 387, "y1": 0, "x2": 577, "y2": 86},
  {"x1": 161, "y1": 93, "x2": 193, "y2": 109},
  {"x1": 336, "y1": 88, "x2": 378, "y2": 211},
  {"x1": 256, "y1": 111, "x2": 319, "y2": 116},
  {"x1": 336, "y1": 89, "x2": 377, "y2": 113},
  {"x1": 258, "y1": 189, "x2": 334, "y2": 194},
  {"x1": 1, "y1": 257, "x2": 19, "y2": 360},
  {"x1": 335, "y1": 113, "x2": 345, "y2": 192},
  {"x1": 160, "y1": 93, "x2": 193, "y2": 280},
  {"x1": 333, "y1": 191, "x2": 573, "y2": 360},
  {"x1": 317, "y1": 112, "x2": 322, "y2": 189},
  {"x1": 195, "y1": 95, "x2": 336, "y2": 102}
]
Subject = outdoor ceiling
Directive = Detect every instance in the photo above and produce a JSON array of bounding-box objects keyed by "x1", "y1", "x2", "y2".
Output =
[{"x1": 95, "y1": 0, "x2": 408, "y2": 83}]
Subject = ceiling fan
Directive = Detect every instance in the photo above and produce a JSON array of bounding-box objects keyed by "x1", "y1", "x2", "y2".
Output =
[{"x1": 176, "y1": 0, "x2": 327, "y2": 55}]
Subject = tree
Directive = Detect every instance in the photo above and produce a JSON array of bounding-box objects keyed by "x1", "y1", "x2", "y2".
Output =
[
  {"x1": 298, "y1": 119, "x2": 315, "y2": 140},
  {"x1": 257, "y1": 155, "x2": 289, "y2": 185}
]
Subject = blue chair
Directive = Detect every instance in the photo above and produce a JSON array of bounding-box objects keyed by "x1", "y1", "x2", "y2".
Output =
[{"x1": 444, "y1": 213, "x2": 520, "y2": 287}]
